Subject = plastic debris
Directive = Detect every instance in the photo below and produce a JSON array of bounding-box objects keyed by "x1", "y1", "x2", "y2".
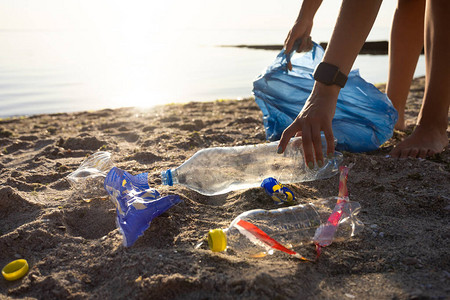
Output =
[
  {"x1": 66, "y1": 151, "x2": 115, "y2": 200},
  {"x1": 261, "y1": 177, "x2": 295, "y2": 204},
  {"x1": 66, "y1": 152, "x2": 181, "y2": 247},
  {"x1": 313, "y1": 165, "x2": 364, "y2": 256},
  {"x1": 104, "y1": 167, "x2": 181, "y2": 247},
  {"x1": 206, "y1": 166, "x2": 363, "y2": 260},
  {"x1": 162, "y1": 136, "x2": 342, "y2": 196},
  {"x1": 2, "y1": 259, "x2": 29, "y2": 281}
]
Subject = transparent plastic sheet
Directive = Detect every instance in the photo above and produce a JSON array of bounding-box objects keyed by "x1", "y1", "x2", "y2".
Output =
[{"x1": 253, "y1": 42, "x2": 398, "y2": 152}]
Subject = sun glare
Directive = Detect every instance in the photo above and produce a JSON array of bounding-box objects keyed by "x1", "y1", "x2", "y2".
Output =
[{"x1": 0, "y1": 0, "x2": 399, "y2": 115}]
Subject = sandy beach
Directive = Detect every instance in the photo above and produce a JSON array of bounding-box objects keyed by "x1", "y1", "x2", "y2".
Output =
[{"x1": 0, "y1": 76, "x2": 449, "y2": 299}]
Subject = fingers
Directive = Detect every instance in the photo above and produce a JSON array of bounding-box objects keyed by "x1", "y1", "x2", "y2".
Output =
[
  {"x1": 278, "y1": 118, "x2": 333, "y2": 170},
  {"x1": 298, "y1": 36, "x2": 313, "y2": 53},
  {"x1": 284, "y1": 33, "x2": 295, "y2": 71},
  {"x1": 277, "y1": 121, "x2": 301, "y2": 154},
  {"x1": 285, "y1": 36, "x2": 313, "y2": 73},
  {"x1": 306, "y1": 36, "x2": 314, "y2": 51},
  {"x1": 285, "y1": 33, "x2": 294, "y2": 56},
  {"x1": 304, "y1": 125, "x2": 332, "y2": 169},
  {"x1": 286, "y1": 36, "x2": 308, "y2": 56},
  {"x1": 311, "y1": 124, "x2": 324, "y2": 167},
  {"x1": 300, "y1": 124, "x2": 315, "y2": 169},
  {"x1": 284, "y1": 33, "x2": 290, "y2": 48},
  {"x1": 323, "y1": 126, "x2": 335, "y2": 159},
  {"x1": 291, "y1": 38, "x2": 303, "y2": 53}
]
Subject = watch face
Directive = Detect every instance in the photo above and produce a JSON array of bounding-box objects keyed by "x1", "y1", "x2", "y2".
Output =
[{"x1": 314, "y1": 63, "x2": 339, "y2": 85}]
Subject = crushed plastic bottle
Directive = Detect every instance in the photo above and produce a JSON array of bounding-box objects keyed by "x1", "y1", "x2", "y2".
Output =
[
  {"x1": 206, "y1": 166, "x2": 363, "y2": 260},
  {"x1": 161, "y1": 136, "x2": 343, "y2": 196},
  {"x1": 66, "y1": 152, "x2": 181, "y2": 247},
  {"x1": 67, "y1": 151, "x2": 115, "y2": 200},
  {"x1": 104, "y1": 167, "x2": 181, "y2": 247}
]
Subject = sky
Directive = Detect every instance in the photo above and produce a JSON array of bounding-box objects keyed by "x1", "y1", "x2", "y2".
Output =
[{"x1": 0, "y1": 0, "x2": 397, "y2": 42}]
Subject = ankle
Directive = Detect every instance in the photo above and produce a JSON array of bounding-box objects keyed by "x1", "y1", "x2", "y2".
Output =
[
  {"x1": 416, "y1": 119, "x2": 448, "y2": 134},
  {"x1": 394, "y1": 115, "x2": 406, "y2": 130}
]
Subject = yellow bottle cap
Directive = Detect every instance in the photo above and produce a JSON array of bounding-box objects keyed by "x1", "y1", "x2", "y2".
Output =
[
  {"x1": 208, "y1": 229, "x2": 227, "y2": 252},
  {"x1": 2, "y1": 259, "x2": 29, "y2": 281}
]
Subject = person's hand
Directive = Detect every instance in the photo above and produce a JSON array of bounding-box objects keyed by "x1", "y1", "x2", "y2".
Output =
[
  {"x1": 277, "y1": 84, "x2": 339, "y2": 168},
  {"x1": 284, "y1": 20, "x2": 314, "y2": 71}
]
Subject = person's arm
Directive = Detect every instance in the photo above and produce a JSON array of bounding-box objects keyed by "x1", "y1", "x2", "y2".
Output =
[
  {"x1": 278, "y1": 0, "x2": 383, "y2": 168},
  {"x1": 285, "y1": 0, "x2": 323, "y2": 70}
]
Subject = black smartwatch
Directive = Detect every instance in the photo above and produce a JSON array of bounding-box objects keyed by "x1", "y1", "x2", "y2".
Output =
[{"x1": 313, "y1": 62, "x2": 348, "y2": 88}]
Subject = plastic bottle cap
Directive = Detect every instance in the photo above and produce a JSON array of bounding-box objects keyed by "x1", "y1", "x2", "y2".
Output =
[
  {"x1": 208, "y1": 229, "x2": 227, "y2": 252},
  {"x1": 2, "y1": 259, "x2": 29, "y2": 281},
  {"x1": 161, "y1": 169, "x2": 173, "y2": 186}
]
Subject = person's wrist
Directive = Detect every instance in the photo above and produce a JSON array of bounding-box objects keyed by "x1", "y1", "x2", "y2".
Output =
[
  {"x1": 295, "y1": 15, "x2": 314, "y2": 26},
  {"x1": 313, "y1": 62, "x2": 348, "y2": 88},
  {"x1": 312, "y1": 82, "x2": 341, "y2": 99}
]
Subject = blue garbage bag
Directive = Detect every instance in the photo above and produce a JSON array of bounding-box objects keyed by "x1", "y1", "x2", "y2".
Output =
[
  {"x1": 253, "y1": 42, "x2": 398, "y2": 152},
  {"x1": 104, "y1": 167, "x2": 181, "y2": 247}
]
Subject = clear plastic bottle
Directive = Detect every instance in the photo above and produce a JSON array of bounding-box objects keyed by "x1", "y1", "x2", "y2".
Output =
[
  {"x1": 161, "y1": 136, "x2": 343, "y2": 196},
  {"x1": 207, "y1": 198, "x2": 363, "y2": 259}
]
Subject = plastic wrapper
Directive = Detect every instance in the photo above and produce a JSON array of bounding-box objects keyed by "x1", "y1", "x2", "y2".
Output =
[{"x1": 253, "y1": 42, "x2": 398, "y2": 152}]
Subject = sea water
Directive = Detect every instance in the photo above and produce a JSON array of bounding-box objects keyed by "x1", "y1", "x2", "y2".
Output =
[{"x1": 0, "y1": 29, "x2": 425, "y2": 118}]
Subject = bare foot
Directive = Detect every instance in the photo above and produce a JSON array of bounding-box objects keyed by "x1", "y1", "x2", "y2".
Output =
[{"x1": 390, "y1": 125, "x2": 449, "y2": 158}]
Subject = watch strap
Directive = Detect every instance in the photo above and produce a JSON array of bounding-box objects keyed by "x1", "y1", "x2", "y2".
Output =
[
  {"x1": 313, "y1": 62, "x2": 348, "y2": 88},
  {"x1": 334, "y1": 70, "x2": 348, "y2": 88}
]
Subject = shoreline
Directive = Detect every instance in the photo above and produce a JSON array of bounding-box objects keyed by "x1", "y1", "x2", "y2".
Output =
[
  {"x1": 1, "y1": 76, "x2": 449, "y2": 299},
  {"x1": 220, "y1": 41, "x2": 425, "y2": 55},
  {"x1": 0, "y1": 76, "x2": 423, "y2": 121}
]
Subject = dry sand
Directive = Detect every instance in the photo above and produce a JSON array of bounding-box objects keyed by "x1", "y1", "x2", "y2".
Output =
[{"x1": 0, "y1": 77, "x2": 449, "y2": 299}]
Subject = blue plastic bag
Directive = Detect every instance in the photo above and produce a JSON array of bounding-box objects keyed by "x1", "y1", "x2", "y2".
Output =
[
  {"x1": 104, "y1": 167, "x2": 181, "y2": 247},
  {"x1": 253, "y1": 43, "x2": 398, "y2": 152}
]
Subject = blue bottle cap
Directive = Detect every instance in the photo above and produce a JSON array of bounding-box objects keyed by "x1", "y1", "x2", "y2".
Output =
[
  {"x1": 161, "y1": 169, "x2": 173, "y2": 186},
  {"x1": 261, "y1": 177, "x2": 295, "y2": 204}
]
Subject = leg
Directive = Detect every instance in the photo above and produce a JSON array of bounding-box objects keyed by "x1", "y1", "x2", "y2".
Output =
[
  {"x1": 386, "y1": 0, "x2": 425, "y2": 130},
  {"x1": 390, "y1": 0, "x2": 450, "y2": 158}
]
